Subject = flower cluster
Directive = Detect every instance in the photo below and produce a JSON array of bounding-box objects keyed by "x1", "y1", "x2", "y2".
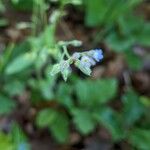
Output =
[{"x1": 51, "y1": 49, "x2": 103, "y2": 81}]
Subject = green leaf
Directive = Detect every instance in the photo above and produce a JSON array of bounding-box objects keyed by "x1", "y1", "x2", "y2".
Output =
[
  {"x1": 50, "y1": 64, "x2": 60, "y2": 76},
  {"x1": 84, "y1": 0, "x2": 141, "y2": 27},
  {"x1": 35, "y1": 48, "x2": 49, "y2": 70},
  {"x1": 49, "y1": 112, "x2": 69, "y2": 143},
  {"x1": 125, "y1": 50, "x2": 142, "y2": 70},
  {"x1": 72, "y1": 109, "x2": 96, "y2": 135},
  {"x1": 140, "y1": 96, "x2": 150, "y2": 107},
  {"x1": 118, "y1": 15, "x2": 150, "y2": 47},
  {"x1": 105, "y1": 32, "x2": 134, "y2": 52},
  {"x1": 11, "y1": 123, "x2": 30, "y2": 150},
  {"x1": 56, "y1": 82, "x2": 74, "y2": 108},
  {"x1": 84, "y1": 0, "x2": 107, "y2": 27},
  {"x1": 0, "y1": 123, "x2": 30, "y2": 150},
  {"x1": 94, "y1": 107, "x2": 124, "y2": 141},
  {"x1": 61, "y1": 68, "x2": 71, "y2": 81},
  {"x1": 5, "y1": 52, "x2": 36, "y2": 75},
  {"x1": 137, "y1": 23, "x2": 150, "y2": 46},
  {"x1": 121, "y1": 89, "x2": 145, "y2": 127},
  {"x1": 29, "y1": 25, "x2": 56, "y2": 54},
  {"x1": 11, "y1": 0, "x2": 34, "y2": 11},
  {"x1": 36, "y1": 109, "x2": 57, "y2": 128},
  {"x1": 0, "y1": 95, "x2": 16, "y2": 115},
  {"x1": 62, "y1": 0, "x2": 82, "y2": 5},
  {"x1": 36, "y1": 108, "x2": 69, "y2": 143},
  {"x1": 129, "y1": 128, "x2": 150, "y2": 150},
  {"x1": 0, "y1": 1, "x2": 5, "y2": 13},
  {"x1": 60, "y1": 60, "x2": 72, "y2": 81},
  {"x1": 39, "y1": 79, "x2": 54, "y2": 100},
  {"x1": 0, "y1": 19, "x2": 9, "y2": 27},
  {"x1": 118, "y1": 15, "x2": 140, "y2": 36},
  {"x1": 9, "y1": 41, "x2": 31, "y2": 59},
  {"x1": 75, "y1": 78, "x2": 118, "y2": 106},
  {"x1": 0, "y1": 132, "x2": 14, "y2": 150},
  {"x1": 4, "y1": 80, "x2": 25, "y2": 96}
]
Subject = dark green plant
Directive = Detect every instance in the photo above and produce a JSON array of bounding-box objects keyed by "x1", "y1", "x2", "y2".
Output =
[
  {"x1": 0, "y1": 0, "x2": 149, "y2": 149},
  {"x1": 83, "y1": 0, "x2": 150, "y2": 72}
]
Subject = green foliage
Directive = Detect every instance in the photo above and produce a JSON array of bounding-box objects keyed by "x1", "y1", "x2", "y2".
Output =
[
  {"x1": 11, "y1": 0, "x2": 34, "y2": 11},
  {"x1": 36, "y1": 109, "x2": 57, "y2": 128},
  {"x1": 140, "y1": 96, "x2": 150, "y2": 107},
  {"x1": 84, "y1": 0, "x2": 141, "y2": 27},
  {"x1": 118, "y1": 15, "x2": 150, "y2": 47},
  {"x1": 0, "y1": 123, "x2": 30, "y2": 150},
  {"x1": 0, "y1": 132, "x2": 14, "y2": 150},
  {"x1": 38, "y1": 79, "x2": 54, "y2": 100},
  {"x1": 0, "y1": 0, "x2": 149, "y2": 148},
  {"x1": 75, "y1": 78, "x2": 118, "y2": 106},
  {"x1": 121, "y1": 89, "x2": 145, "y2": 127},
  {"x1": 83, "y1": 0, "x2": 149, "y2": 75},
  {"x1": 5, "y1": 52, "x2": 36, "y2": 75},
  {"x1": 105, "y1": 16, "x2": 150, "y2": 52},
  {"x1": 36, "y1": 108, "x2": 69, "y2": 143},
  {"x1": 71, "y1": 108, "x2": 96, "y2": 135},
  {"x1": 11, "y1": 123, "x2": 30, "y2": 150},
  {"x1": 60, "y1": 0, "x2": 82, "y2": 5},
  {"x1": 129, "y1": 128, "x2": 150, "y2": 149},
  {"x1": 4, "y1": 80, "x2": 25, "y2": 96},
  {"x1": 94, "y1": 107, "x2": 124, "y2": 141},
  {"x1": 0, "y1": 18, "x2": 8, "y2": 27},
  {"x1": 124, "y1": 50, "x2": 142, "y2": 70},
  {"x1": 105, "y1": 32, "x2": 135, "y2": 52},
  {"x1": 0, "y1": 1, "x2": 8, "y2": 27},
  {"x1": 51, "y1": 64, "x2": 61, "y2": 76},
  {"x1": 0, "y1": 95, "x2": 16, "y2": 115},
  {"x1": 49, "y1": 112, "x2": 69, "y2": 143},
  {"x1": 56, "y1": 82, "x2": 73, "y2": 108}
]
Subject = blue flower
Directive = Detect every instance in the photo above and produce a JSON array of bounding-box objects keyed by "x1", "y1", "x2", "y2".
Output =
[
  {"x1": 88, "y1": 49, "x2": 103, "y2": 62},
  {"x1": 18, "y1": 143, "x2": 28, "y2": 150},
  {"x1": 93, "y1": 49, "x2": 103, "y2": 62}
]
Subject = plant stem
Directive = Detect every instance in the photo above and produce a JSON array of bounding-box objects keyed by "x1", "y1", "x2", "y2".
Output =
[{"x1": 62, "y1": 45, "x2": 70, "y2": 59}]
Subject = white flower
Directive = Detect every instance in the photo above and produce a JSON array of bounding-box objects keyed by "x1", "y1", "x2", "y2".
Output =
[{"x1": 81, "y1": 56, "x2": 96, "y2": 67}]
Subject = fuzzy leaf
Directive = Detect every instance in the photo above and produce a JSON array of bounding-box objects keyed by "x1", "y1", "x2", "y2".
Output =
[
  {"x1": 61, "y1": 68, "x2": 71, "y2": 81},
  {"x1": 50, "y1": 64, "x2": 60, "y2": 76},
  {"x1": 60, "y1": 60, "x2": 71, "y2": 81}
]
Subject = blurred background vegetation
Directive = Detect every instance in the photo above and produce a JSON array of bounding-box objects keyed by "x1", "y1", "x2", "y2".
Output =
[{"x1": 0, "y1": 0, "x2": 150, "y2": 149}]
